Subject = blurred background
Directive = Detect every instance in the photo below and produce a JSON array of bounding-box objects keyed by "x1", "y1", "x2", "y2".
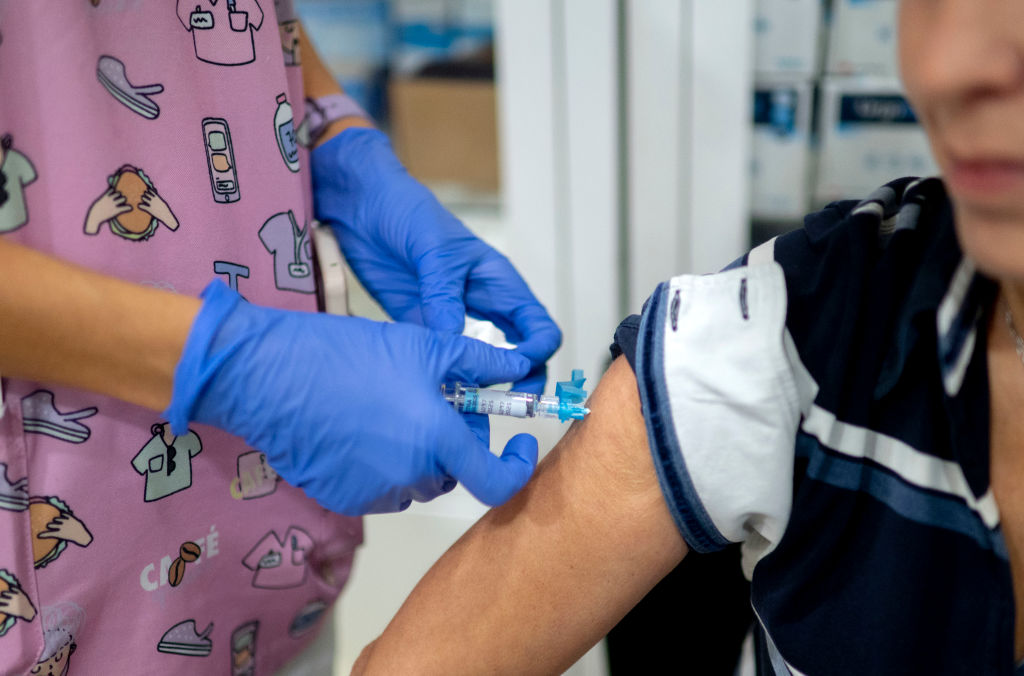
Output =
[{"x1": 294, "y1": 1, "x2": 932, "y2": 673}]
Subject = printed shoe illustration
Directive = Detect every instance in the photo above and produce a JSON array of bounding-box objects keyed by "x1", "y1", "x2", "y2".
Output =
[
  {"x1": 158, "y1": 619, "x2": 214, "y2": 657},
  {"x1": 97, "y1": 55, "x2": 163, "y2": 120},
  {"x1": 0, "y1": 463, "x2": 28, "y2": 512},
  {"x1": 21, "y1": 390, "x2": 98, "y2": 444}
]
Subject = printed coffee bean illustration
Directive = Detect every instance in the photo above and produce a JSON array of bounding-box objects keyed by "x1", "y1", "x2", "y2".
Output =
[
  {"x1": 168, "y1": 557, "x2": 186, "y2": 587},
  {"x1": 180, "y1": 541, "x2": 201, "y2": 562}
]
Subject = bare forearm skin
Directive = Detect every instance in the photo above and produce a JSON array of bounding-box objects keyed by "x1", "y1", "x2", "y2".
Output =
[
  {"x1": 355, "y1": 357, "x2": 689, "y2": 675},
  {"x1": 0, "y1": 237, "x2": 199, "y2": 412}
]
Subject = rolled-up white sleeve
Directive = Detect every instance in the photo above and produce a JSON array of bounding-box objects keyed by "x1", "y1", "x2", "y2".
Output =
[{"x1": 635, "y1": 262, "x2": 805, "y2": 569}]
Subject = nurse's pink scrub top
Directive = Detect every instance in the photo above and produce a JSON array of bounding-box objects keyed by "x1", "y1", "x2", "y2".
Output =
[{"x1": 0, "y1": 2, "x2": 362, "y2": 674}]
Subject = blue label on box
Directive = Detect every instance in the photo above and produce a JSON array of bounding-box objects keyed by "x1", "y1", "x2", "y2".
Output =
[
  {"x1": 839, "y1": 94, "x2": 918, "y2": 125},
  {"x1": 754, "y1": 89, "x2": 798, "y2": 136}
]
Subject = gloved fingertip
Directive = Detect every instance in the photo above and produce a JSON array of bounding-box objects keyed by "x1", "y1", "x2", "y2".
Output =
[
  {"x1": 511, "y1": 364, "x2": 548, "y2": 396},
  {"x1": 471, "y1": 434, "x2": 538, "y2": 508},
  {"x1": 449, "y1": 337, "x2": 531, "y2": 386},
  {"x1": 502, "y1": 433, "x2": 539, "y2": 474},
  {"x1": 441, "y1": 478, "x2": 457, "y2": 493},
  {"x1": 512, "y1": 324, "x2": 563, "y2": 365},
  {"x1": 422, "y1": 303, "x2": 466, "y2": 334},
  {"x1": 500, "y1": 344, "x2": 532, "y2": 371},
  {"x1": 399, "y1": 498, "x2": 413, "y2": 512}
]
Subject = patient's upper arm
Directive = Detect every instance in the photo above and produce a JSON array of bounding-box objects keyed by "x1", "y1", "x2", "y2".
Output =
[{"x1": 356, "y1": 356, "x2": 688, "y2": 675}]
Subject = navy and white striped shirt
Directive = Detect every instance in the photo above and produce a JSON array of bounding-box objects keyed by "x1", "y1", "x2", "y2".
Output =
[{"x1": 615, "y1": 177, "x2": 1015, "y2": 674}]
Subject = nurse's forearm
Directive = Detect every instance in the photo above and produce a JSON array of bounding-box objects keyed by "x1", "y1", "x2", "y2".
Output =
[
  {"x1": 297, "y1": 22, "x2": 375, "y2": 146},
  {"x1": 0, "y1": 237, "x2": 200, "y2": 411}
]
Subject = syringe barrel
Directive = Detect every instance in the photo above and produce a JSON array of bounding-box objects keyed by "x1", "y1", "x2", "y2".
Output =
[
  {"x1": 443, "y1": 384, "x2": 540, "y2": 418},
  {"x1": 461, "y1": 388, "x2": 537, "y2": 417},
  {"x1": 443, "y1": 384, "x2": 588, "y2": 421}
]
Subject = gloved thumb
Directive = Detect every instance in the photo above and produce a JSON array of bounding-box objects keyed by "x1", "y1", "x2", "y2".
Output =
[
  {"x1": 444, "y1": 335, "x2": 530, "y2": 387},
  {"x1": 438, "y1": 431, "x2": 538, "y2": 507}
]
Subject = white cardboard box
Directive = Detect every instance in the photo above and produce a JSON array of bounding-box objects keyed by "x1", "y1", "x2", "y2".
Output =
[
  {"x1": 815, "y1": 77, "x2": 938, "y2": 204},
  {"x1": 826, "y1": 0, "x2": 899, "y2": 77},
  {"x1": 750, "y1": 77, "x2": 814, "y2": 220},
  {"x1": 753, "y1": 0, "x2": 823, "y2": 77}
]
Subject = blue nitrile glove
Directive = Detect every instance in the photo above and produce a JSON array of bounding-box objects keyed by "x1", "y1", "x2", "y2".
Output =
[
  {"x1": 311, "y1": 127, "x2": 562, "y2": 395},
  {"x1": 164, "y1": 281, "x2": 539, "y2": 516}
]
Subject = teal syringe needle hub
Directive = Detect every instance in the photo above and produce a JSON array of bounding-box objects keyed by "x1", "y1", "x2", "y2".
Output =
[{"x1": 442, "y1": 370, "x2": 590, "y2": 422}]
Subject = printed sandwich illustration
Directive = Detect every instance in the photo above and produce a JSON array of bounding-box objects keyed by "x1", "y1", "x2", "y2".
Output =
[
  {"x1": 0, "y1": 570, "x2": 16, "y2": 635},
  {"x1": 112, "y1": 166, "x2": 154, "y2": 237},
  {"x1": 30, "y1": 497, "x2": 72, "y2": 568},
  {"x1": 83, "y1": 164, "x2": 179, "y2": 240},
  {"x1": 29, "y1": 496, "x2": 93, "y2": 568}
]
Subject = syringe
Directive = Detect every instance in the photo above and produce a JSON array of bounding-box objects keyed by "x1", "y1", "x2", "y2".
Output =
[{"x1": 442, "y1": 369, "x2": 590, "y2": 422}]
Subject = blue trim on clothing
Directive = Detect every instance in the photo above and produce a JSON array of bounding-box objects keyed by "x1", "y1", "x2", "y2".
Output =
[
  {"x1": 637, "y1": 282, "x2": 731, "y2": 553},
  {"x1": 795, "y1": 432, "x2": 1007, "y2": 559}
]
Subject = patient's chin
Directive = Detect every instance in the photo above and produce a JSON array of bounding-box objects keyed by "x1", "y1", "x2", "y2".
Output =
[{"x1": 954, "y1": 205, "x2": 1024, "y2": 283}]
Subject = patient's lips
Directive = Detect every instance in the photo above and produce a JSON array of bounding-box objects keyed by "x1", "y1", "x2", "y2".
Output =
[{"x1": 947, "y1": 155, "x2": 1024, "y2": 202}]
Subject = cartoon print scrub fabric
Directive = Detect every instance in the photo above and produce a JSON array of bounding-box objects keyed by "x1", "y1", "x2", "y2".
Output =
[{"x1": 0, "y1": 3, "x2": 362, "y2": 674}]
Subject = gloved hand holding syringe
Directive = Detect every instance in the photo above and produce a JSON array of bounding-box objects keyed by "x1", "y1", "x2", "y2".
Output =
[{"x1": 442, "y1": 370, "x2": 590, "y2": 423}]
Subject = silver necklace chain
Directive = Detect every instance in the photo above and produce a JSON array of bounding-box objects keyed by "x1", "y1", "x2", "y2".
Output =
[{"x1": 1003, "y1": 299, "x2": 1024, "y2": 364}]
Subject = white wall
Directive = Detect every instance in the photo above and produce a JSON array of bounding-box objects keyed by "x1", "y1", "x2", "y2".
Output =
[{"x1": 626, "y1": 0, "x2": 754, "y2": 311}]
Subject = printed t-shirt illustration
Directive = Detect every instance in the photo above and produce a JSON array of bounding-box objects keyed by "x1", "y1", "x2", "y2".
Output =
[
  {"x1": 157, "y1": 619, "x2": 213, "y2": 657},
  {"x1": 273, "y1": 93, "x2": 300, "y2": 172},
  {"x1": 231, "y1": 451, "x2": 278, "y2": 500},
  {"x1": 231, "y1": 620, "x2": 258, "y2": 676},
  {"x1": 0, "y1": 569, "x2": 36, "y2": 636},
  {"x1": 0, "y1": 134, "x2": 37, "y2": 233},
  {"x1": 214, "y1": 261, "x2": 250, "y2": 297},
  {"x1": 84, "y1": 165, "x2": 179, "y2": 241},
  {"x1": 177, "y1": 0, "x2": 264, "y2": 66},
  {"x1": 131, "y1": 423, "x2": 203, "y2": 502},
  {"x1": 34, "y1": 602, "x2": 84, "y2": 676},
  {"x1": 0, "y1": 464, "x2": 94, "y2": 568},
  {"x1": 202, "y1": 118, "x2": 240, "y2": 202},
  {"x1": 21, "y1": 391, "x2": 98, "y2": 444},
  {"x1": 242, "y1": 527, "x2": 313, "y2": 589},
  {"x1": 259, "y1": 210, "x2": 314, "y2": 293},
  {"x1": 97, "y1": 55, "x2": 163, "y2": 120}
]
